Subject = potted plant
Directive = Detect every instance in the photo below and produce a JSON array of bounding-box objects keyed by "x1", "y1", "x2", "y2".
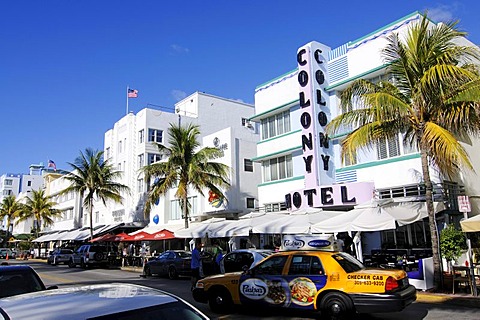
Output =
[{"x1": 440, "y1": 224, "x2": 467, "y2": 274}]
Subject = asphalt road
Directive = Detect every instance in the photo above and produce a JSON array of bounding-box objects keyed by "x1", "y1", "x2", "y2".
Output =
[{"x1": 6, "y1": 260, "x2": 480, "y2": 320}]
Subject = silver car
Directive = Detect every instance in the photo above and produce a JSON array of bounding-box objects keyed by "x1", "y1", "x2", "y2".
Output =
[
  {"x1": 220, "y1": 249, "x2": 274, "y2": 273},
  {"x1": 47, "y1": 248, "x2": 74, "y2": 265},
  {"x1": 0, "y1": 283, "x2": 209, "y2": 320}
]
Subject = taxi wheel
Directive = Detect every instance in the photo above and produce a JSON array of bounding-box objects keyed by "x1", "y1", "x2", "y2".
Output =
[
  {"x1": 320, "y1": 292, "x2": 354, "y2": 320},
  {"x1": 208, "y1": 287, "x2": 232, "y2": 314}
]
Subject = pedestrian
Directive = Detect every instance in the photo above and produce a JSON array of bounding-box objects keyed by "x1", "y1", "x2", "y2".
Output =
[
  {"x1": 191, "y1": 241, "x2": 202, "y2": 291},
  {"x1": 214, "y1": 246, "x2": 223, "y2": 274}
]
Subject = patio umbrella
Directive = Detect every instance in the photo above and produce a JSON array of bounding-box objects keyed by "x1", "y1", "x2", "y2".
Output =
[
  {"x1": 174, "y1": 218, "x2": 229, "y2": 238},
  {"x1": 206, "y1": 212, "x2": 290, "y2": 238},
  {"x1": 460, "y1": 214, "x2": 480, "y2": 232},
  {"x1": 90, "y1": 233, "x2": 117, "y2": 243},
  {"x1": 251, "y1": 209, "x2": 340, "y2": 234}
]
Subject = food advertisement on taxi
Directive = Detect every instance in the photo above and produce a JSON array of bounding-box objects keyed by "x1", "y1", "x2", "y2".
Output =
[{"x1": 239, "y1": 275, "x2": 326, "y2": 309}]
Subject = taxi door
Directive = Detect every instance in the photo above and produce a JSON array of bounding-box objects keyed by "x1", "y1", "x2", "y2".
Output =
[{"x1": 238, "y1": 254, "x2": 327, "y2": 310}]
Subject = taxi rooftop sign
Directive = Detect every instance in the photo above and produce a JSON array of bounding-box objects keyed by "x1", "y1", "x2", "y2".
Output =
[{"x1": 281, "y1": 234, "x2": 342, "y2": 252}]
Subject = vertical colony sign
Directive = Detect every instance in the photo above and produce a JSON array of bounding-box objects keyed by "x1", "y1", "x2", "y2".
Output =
[{"x1": 285, "y1": 42, "x2": 373, "y2": 210}]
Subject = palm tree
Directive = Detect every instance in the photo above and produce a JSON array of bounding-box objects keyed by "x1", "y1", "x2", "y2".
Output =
[
  {"x1": 142, "y1": 123, "x2": 231, "y2": 229},
  {"x1": 62, "y1": 148, "x2": 130, "y2": 240},
  {"x1": 327, "y1": 14, "x2": 480, "y2": 290},
  {"x1": 0, "y1": 195, "x2": 24, "y2": 246},
  {"x1": 17, "y1": 189, "x2": 60, "y2": 239}
]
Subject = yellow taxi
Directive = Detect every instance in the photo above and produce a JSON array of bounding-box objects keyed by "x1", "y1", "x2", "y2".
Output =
[{"x1": 192, "y1": 248, "x2": 416, "y2": 318}]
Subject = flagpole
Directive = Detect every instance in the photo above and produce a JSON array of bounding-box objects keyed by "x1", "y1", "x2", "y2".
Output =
[{"x1": 126, "y1": 85, "x2": 129, "y2": 115}]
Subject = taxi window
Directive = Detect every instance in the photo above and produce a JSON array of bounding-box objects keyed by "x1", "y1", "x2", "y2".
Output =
[
  {"x1": 288, "y1": 256, "x2": 324, "y2": 275},
  {"x1": 254, "y1": 256, "x2": 287, "y2": 275},
  {"x1": 332, "y1": 253, "x2": 364, "y2": 273}
]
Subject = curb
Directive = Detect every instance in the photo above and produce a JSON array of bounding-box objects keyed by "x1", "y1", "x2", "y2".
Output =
[{"x1": 416, "y1": 292, "x2": 480, "y2": 308}]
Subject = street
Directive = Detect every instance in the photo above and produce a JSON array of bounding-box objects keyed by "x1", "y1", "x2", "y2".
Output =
[{"x1": 7, "y1": 260, "x2": 479, "y2": 320}]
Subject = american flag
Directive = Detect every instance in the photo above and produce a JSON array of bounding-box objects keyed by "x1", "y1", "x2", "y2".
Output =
[
  {"x1": 128, "y1": 88, "x2": 138, "y2": 98},
  {"x1": 48, "y1": 160, "x2": 57, "y2": 171}
]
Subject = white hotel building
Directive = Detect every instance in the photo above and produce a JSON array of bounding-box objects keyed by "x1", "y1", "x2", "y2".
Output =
[
  {"x1": 250, "y1": 12, "x2": 480, "y2": 251},
  {"x1": 39, "y1": 92, "x2": 261, "y2": 238}
]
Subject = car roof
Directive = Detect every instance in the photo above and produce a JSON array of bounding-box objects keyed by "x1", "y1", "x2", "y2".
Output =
[
  {"x1": 0, "y1": 283, "x2": 198, "y2": 319},
  {"x1": 0, "y1": 265, "x2": 35, "y2": 273},
  {"x1": 227, "y1": 249, "x2": 274, "y2": 253}
]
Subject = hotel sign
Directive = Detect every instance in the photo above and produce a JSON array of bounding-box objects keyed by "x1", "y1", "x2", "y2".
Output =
[{"x1": 285, "y1": 41, "x2": 375, "y2": 210}]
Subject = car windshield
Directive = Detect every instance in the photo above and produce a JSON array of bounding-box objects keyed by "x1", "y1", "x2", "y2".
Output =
[
  {"x1": 176, "y1": 252, "x2": 192, "y2": 258},
  {"x1": 331, "y1": 252, "x2": 365, "y2": 273}
]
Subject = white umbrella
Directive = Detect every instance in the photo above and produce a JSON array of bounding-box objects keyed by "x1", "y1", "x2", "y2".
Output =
[
  {"x1": 207, "y1": 212, "x2": 289, "y2": 238},
  {"x1": 460, "y1": 214, "x2": 480, "y2": 232},
  {"x1": 174, "y1": 218, "x2": 228, "y2": 238},
  {"x1": 251, "y1": 209, "x2": 340, "y2": 234}
]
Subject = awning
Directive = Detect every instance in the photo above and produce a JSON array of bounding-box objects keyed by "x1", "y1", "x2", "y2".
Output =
[
  {"x1": 461, "y1": 214, "x2": 480, "y2": 232},
  {"x1": 251, "y1": 210, "x2": 340, "y2": 235},
  {"x1": 311, "y1": 200, "x2": 445, "y2": 233}
]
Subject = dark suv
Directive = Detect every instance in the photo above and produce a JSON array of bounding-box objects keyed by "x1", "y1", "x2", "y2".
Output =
[{"x1": 69, "y1": 244, "x2": 109, "y2": 268}]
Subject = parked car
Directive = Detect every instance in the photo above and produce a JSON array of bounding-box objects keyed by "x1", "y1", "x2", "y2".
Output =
[
  {"x1": 193, "y1": 250, "x2": 416, "y2": 318},
  {"x1": 143, "y1": 250, "x2": 192, "y2": 279},
  {"x1": 68, "y1": 244, "x2": 109, "y2": 268},
  {"x1": 0, "y1": 248, "x2": 16, "y2": 259},
  {"x1": 47, "y1": 248, "x2": 74, "y2": 265},
  {"x1": 220, "y1": 249, "x2": 274, "y2": 273},
  {"x1": 0, "y1": 283, "x2": 209, "y2": 320},
  {"x1": 0, "y1": 264, "x2": 58, "y2": 298}
]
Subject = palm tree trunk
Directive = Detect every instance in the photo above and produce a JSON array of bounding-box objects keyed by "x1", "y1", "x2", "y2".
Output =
[
  {"x1": 183, "y1": 194, "x2": 189, "y2": 229},
  {"x1": 89, "y1": 205, "x2": 94, "y2": 240},
  {"x1": 420, "y1": 143, "x2": 442, "y2": 290}
]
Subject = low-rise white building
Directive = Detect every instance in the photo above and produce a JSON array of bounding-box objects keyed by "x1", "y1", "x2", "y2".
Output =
[{"x1": 40, "y1": 91, "x2": 261, "y2": 238}]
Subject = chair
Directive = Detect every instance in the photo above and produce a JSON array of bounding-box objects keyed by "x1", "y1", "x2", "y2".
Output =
[{"x1": 452, "y1": 265, "x2": 473, "y2": 295}]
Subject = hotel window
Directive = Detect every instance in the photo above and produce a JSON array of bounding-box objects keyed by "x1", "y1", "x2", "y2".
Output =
[
  {"x1": 27, "y1": 181, "x2": 32, "y2": 187},
  {"x1": 148, "y1": 153, "x2": 162, "y2": 165},
  {"x1": 4, "y1": 179, "x2": 12, "y2": 186},
  {"x1": 95, "y1": 211, "x2": 100, "y2": 223},
  {"x1": 138, "y1": 154, "x2": 145, "y2": 168},
  {"x1": 170, "y1": 196, "x2": 197, "y2": 220},
  {"x1": 244, "y1": 159, "x2": 253, "y2": 172},
  {"x1": 139, "y1": 129, "x2": 145, "y2": 143},
  {"x1": 106, "y1": 147, "x2": 111, "y2": 159},
  {"x1": 343, "y1": 152, "x2": 357, "y2": 166},
  {"x1": 376, "y1": 135, "x2": 400, "y2": 160},
  {"x1": 148, "y1": 128, "x2": 163, "y2": 143},
  {"x1": 246, "y1": 198, "x2": 255, "y2": 209},
  {"x1": 261, "y1": 111, "x2": 291, "y2": 140},
  {"x1": 118, "y1": 163, "x2": 122, "y2": 170},
  {"x1": 118, "y1": 140, "x2": 122, "y2": 153},
  {"x1": 138, "y1": 178, "x2": 144, "y2": 193},
  {"x1": 2, "y1": 190, "x2": 12, "y2": 196},
  {"x1": 262, "y1": 154, "x2": 293, "y2": 182}
]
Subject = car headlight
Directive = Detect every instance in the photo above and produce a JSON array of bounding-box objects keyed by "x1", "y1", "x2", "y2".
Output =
[{"x1": 196, "y1": 282, "x2": 205, "y2": 289}]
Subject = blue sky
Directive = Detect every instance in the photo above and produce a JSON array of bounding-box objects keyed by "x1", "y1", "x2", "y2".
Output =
[{"x1": 1, "y1": 1, "x2": 479, "y2": 175}]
